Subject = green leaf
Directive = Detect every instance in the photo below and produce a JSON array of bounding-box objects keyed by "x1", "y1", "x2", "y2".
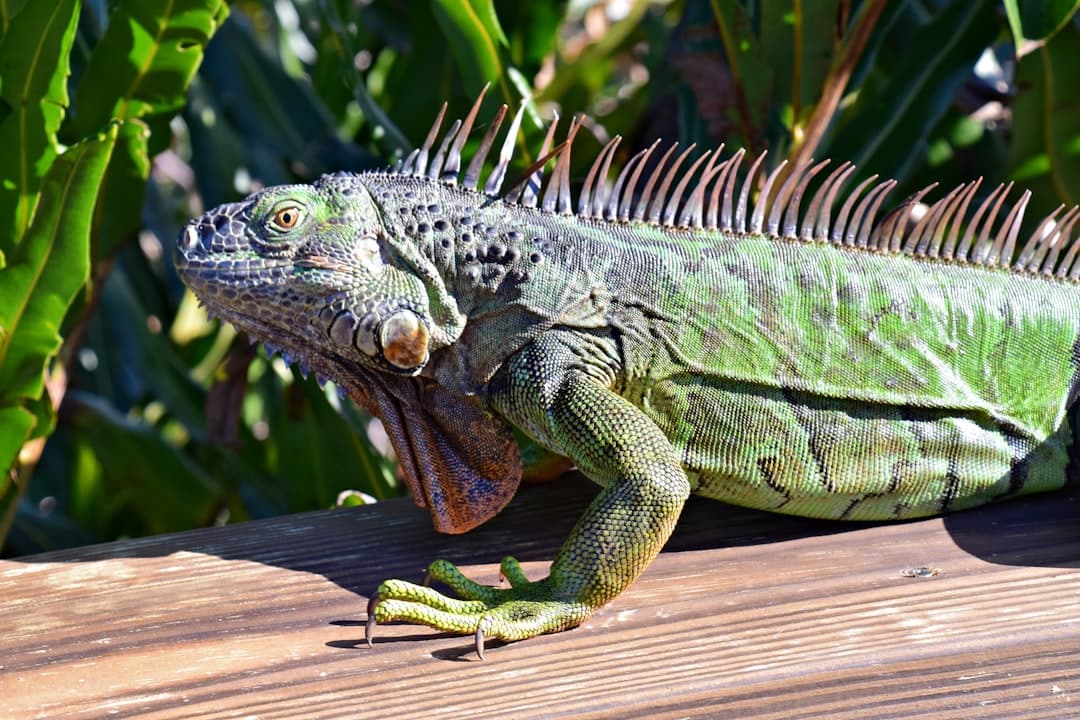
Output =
[
  {"x1": 469, "y1": 0, "x2": 508, "y2": 48},
  {"x1": 91, "y1": 114, "x2": 151, "y2": 263},
  {"x1": 0, "y1": 0, "x2": 80, "y2": 244},
  {"x1": 1005, "y1": 0, "x2": 1080, "y2": 43},
  {"x1": 0, "y1": 0, "x2": 31, "y2": 40},
  {"x1": 706, "y1": 0, "x2": 774, "y2": 147},
  {"x1": 263, "y1": 373, "x2": 397, "y2": 511},
  {"x1": 431, "y1": 0, "x2": 505, "y2": 92},
  {"x1": 823, "y1": 0, "x2": 998, "y2": 187},
  {"x1": 0, "y1": 404, "x2": 38, "y2": 552},
  {"x1": 62, "y1": 390, "x2": 222, "y2": 535},
  {"x1": 760, "y1": 0, "x2": 841, "y2": 126},
  {"x1": 193, "y1": 17, "x2": 371, "y2": 200},
  {"x1": 0, "y1": 122, "x2": 124, "y2": 408},
  {"x1": 1008, "y1": 19, "x2": 1080, "y2": 217},
  {"x1": 65, "y1": 0, "x2": 229, "y2": 140}
]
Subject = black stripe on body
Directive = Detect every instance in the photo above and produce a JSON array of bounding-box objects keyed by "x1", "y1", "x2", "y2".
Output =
[
  {"x1": 756, "y1": 456, "x2": 791, "y2": 508},
  {"x1": 999, "y1": 424, "x2": 1033, "y2": 498},
  {"x1": 940, "y1": 456, "x2": 961, "y2": 512},
  {"x1": 783, "y1": 388, "x2": 837, "y2": 493}
]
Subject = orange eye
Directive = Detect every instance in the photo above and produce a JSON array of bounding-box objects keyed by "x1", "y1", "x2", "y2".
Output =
[{"x1": 272, "y1": 205, "x2": 302, "y2": 230}]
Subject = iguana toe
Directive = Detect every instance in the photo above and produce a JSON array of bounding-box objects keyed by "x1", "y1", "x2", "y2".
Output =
[{"x1": 366, "y1": 560, "x2": 595, "y2": 656}]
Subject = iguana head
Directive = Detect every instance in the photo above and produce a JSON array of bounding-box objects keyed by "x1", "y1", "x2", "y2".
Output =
[
  {"x1": 176, "y1": 172, "x2": 445, "y2": 378},
  {"x1": 175, "y1": 172, "x2": 520, "y2": 534}
]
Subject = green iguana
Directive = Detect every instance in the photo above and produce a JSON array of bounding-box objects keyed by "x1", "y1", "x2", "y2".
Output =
[{"x1": 175, "y1": 90, "x2": 1080, "y2": 658}]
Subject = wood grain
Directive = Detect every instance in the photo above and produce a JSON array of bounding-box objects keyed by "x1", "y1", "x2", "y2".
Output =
[{"x1": 2, "y1": 474, "x2": 1077, "y2": 719}]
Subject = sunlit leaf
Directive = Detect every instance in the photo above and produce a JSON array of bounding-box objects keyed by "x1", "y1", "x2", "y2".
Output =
[
  {"x1": 0, "y1": 122, "x2": 125, "y2": 410},
  {"x1": 0, "y1": 0, "x2": 80, "y2": 243},
  {"x1": 1008, "y1": 19, "x2": 1080, "y2": 217},
  {"x1": 432, "y1": 0, "x2": 505, "y2": 92},
  {"x1": 0, "y1": 123, "x2": 124, "y2": 549},
  {"x1": 65, "y1": 0, "x2": 229, "y2": 140},
  {"x1": 1005, "y1": 0, "x2": 1080, "y2": 43}
]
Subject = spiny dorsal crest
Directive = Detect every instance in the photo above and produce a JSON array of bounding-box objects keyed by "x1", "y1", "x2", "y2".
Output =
[{"x1": 387, "y1": 87, "x2": 1080, "y2": 280}]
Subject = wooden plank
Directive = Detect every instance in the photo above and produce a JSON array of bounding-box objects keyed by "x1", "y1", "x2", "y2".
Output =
[{"x1": 1, "y1": 474, "x2": 1078, "y2": 719}]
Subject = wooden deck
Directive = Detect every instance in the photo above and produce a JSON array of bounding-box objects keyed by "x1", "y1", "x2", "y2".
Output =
[{"x1": 2, "y1": 474, "x2": 1078, "y2": 719}]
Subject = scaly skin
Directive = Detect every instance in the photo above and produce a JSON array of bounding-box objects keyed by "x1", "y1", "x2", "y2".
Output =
[{"x1": 176, "y1": 112, "x2": 1080, "y2": 656}]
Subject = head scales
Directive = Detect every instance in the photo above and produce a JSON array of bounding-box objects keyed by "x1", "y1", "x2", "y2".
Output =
[{"x1": 390, "y1": 86, "x2": 1080, "y2": 280}]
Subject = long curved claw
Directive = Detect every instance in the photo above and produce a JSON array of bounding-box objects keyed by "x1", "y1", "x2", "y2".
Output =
[
  {"x1": 475, "y1": 626, "x2": 486, "y2": 660},
  {"x1": 365, "y1": 593, "x2": 380, "y2": 648}
]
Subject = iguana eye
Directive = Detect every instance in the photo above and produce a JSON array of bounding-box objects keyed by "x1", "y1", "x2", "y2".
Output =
[{"x1": 270, "y1": 204, "x2": 303, "y2": 231}]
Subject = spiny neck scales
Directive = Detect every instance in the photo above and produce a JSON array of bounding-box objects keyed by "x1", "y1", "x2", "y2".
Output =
[{"x1": 380, "y1": 88, "x2": 1080, "y2": 281}]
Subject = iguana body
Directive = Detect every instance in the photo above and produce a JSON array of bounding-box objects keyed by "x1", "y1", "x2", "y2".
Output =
[{"x1": 176, "y1": 93, "x2": 1080, "y2": 656}]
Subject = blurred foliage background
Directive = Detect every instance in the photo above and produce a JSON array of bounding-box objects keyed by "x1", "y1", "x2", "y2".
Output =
[{"x1": 1, "y1": 0, "x2": 1077, "y2": 556}]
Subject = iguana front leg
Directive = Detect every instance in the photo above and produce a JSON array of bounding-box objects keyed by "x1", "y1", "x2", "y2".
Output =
[{"x1": 367, "y1": 342, "x2": 691, "y2": 656}]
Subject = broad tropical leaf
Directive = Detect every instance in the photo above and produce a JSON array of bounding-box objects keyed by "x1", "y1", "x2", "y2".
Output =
[{"x1": 0, "y1": 0, "x2": 80, "y2": 243}]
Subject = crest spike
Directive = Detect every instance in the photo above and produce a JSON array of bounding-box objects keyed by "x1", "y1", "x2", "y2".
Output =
[
  {"x1": 443, "y1": 85, "x2": 489, "y2": 183},
  {"x1": 849, "y1": 180, "x2": 896, "y2": 247},
  {"x1": 1016, "y1": 204, "x2": 1065, "y2": 269},
  {"x1": 414, "y1": 101, "x2": 448, "y2": 177},
  {"x1": 961, "y1": 182, "x2": 1011, "y2": 263},
  {"x1": 485, "y1": 102, "x2": 526, "y2": 195},
  {"x1": 925, "y1": 182, "x2": 974, "y2": 258},
  {"x1": 617, "y1": 139, "x2": 661, "y2": 222},
  {"x1": 780, "y1": 159, "x2": 829, "y2": 238},
  {"x1": 578, "y1": 137, "x2": 620, "y2": 218},
  {"x1": 663, "y1": 148, "x2": 713, "y2": 226},
  {"x1": 1048, "y1": 210, "x2": 1080, "y2": 276},
  {"x1": 557, "y1": 117, "x2": 582, "y2": 214},
  {"x1": 503, "y1": 139, "x2": 569, "y2": 206},
  {"x1": 808, "y1": 162, "x2": 855, "y2": 240},
  {"x1": 521, "y1": 114, "x2": 560, "y2": 207},
  {"x1": 910, "y1": 185, "x2": 962, "y2": 255},
  {"x1": 830, "y1": 174, "x2": 877, "y2": 243},
  {"x1": 1057, "y1": 214, "x2": 1080, "y2": 278},
  {"x1": 647, "y1": 144, "x2": 697, "y2": 224},
  {"x1": 607, "y1": 144, "x2": 651, "y2": 221},
  {"x1": 939, "y1": 178, "x2": 982, "y2": 259},
  {"x1": 719, "y1": 149, "x2": 747, "y2": 231},
  {"x1": 735, "y1": 151, "x2": 768, "y2": 234},
  {"x1": 399, "y1": 148, "x2": 420, "y2": 175},
  {"x1": 679, "y1": 145, "x2": 725, "y2": 229},
  {"x1": 634, "y1": 142, "x2": 679, "y2": 222},
  {"x1": 464, "y1": 104, "x2": 507, "y2": 190},
  {"x1": 988, "y1": 190, "x2": 1030, "y2": 267},
  {"x1": 888, "y1": 184, "x2": 938, "y2": 253},
  {"x1": 706, "y1": 152, "x2": 740, "y2": 230},
  {"x1": 751, "y1": 160, "x2": 788, "y2": 234},
  {"x1": 427, "y1": 118, "x2": 462, "y2": 181},
  {"x1": 591, "y1": 136, "x2": 622, "y2": 218},
  {"x1": 543, "y1": 115, "x2": 582, "y2": 213},
  {"x1": 1030, "y1": 206, "x2": 1075, "y2": 273},
  {"x1": 972, "y1": 182, "x2": 1015, "y2": 265}
]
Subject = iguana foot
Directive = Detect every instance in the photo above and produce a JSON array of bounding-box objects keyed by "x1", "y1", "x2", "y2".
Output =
[{"x1": 366, "y1": 557, "x2": 593, "y2": 658}]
